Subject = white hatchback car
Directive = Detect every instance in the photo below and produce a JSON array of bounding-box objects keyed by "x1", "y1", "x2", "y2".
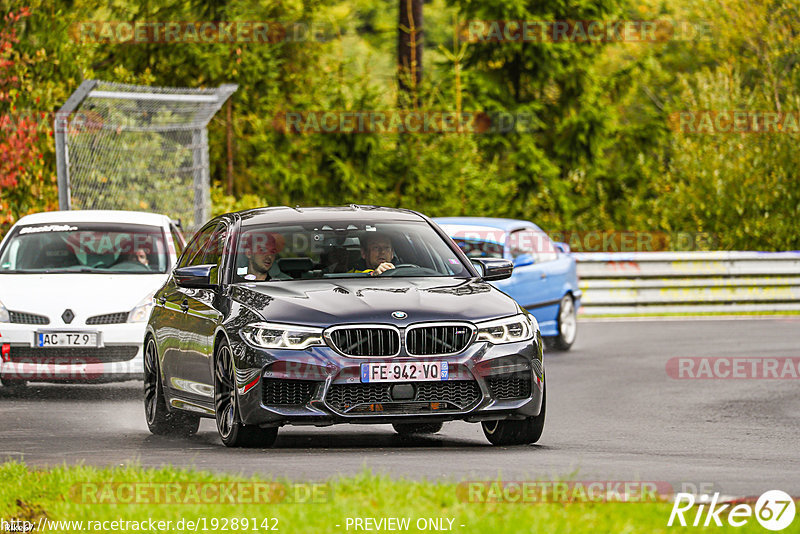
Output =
[{"x1": 0, "y1": 210, "x2": 184, "y2": 386}]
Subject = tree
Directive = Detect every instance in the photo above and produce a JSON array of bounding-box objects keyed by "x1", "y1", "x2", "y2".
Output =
[
  {"x1": 398, "y1": 0, "x2": 423, "y2": 107},
  {"x1": 0, "y1": 6, "x2": 52, "y2": 232}
]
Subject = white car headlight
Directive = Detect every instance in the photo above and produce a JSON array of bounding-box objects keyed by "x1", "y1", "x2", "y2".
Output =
[
  {"x1": 0, "y1": 299, "x2": 9, "y2": 323},
  {"x1": 128, "y1": 292, "x2": 156, "y2": 323},
  {"x1": 241, "y1": 322, "x2": 325, "y2": 350},
  {"x1": 475, "y1": 314, "x2": 536, "y2": 345}
]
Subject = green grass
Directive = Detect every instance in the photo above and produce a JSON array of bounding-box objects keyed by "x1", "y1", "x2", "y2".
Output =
[{"x1": 0, "y1": 462, "x2": 771, "y2": 533}]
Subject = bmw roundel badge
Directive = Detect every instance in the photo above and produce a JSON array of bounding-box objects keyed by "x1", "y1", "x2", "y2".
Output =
[{"x1": 392, "y1": 311, "x2": 408, "y2": 320}]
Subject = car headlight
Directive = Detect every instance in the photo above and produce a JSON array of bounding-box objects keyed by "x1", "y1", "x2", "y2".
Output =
[
  {"x1": 475, "y1": 314, "x2": 536, "y2": 345},
  {"x1": 128, "y1": 292, "x2": 156, "y2": 323},
  {"x1": 241, "y1": 322, "x2": 325, "y2": 350},
  {"x1": 0, "y1": 299, "x2": 9, "y2": 323}
]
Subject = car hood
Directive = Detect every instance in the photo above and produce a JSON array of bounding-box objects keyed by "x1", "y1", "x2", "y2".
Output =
[
  {"x1": 0, "y1": 273, "x2": 167, "y2": 325},
  {"x1": 229, "y1": 277, "x2": 520, "y2": 326}
]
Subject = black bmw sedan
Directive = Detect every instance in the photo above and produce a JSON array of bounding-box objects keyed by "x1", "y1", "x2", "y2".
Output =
[{"x1": 144, "y1": 206, "x2": 545, "y2": 447}]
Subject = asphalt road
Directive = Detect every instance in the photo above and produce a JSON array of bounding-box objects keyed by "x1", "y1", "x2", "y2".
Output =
[{"x1": 2, "y1": 318, "x2": 799, "y2": 496}]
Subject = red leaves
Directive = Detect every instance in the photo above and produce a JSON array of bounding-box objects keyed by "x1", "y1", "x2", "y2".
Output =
[
  {"x1": 1, "y1": 7, "x2": 43, "y2": 194},
  {"x1": 0, "y1": 116, "x2": 41, "y2": 189}
]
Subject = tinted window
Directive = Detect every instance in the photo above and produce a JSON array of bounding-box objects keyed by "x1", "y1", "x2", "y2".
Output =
[
  {"x1": 508, "y1": 229, "x2": 558, "y2": 263},
  {"x1": 0, "y1": 223, "x2": 169, "y2": 274},
  {"x1": 169, "y1": 224, "x2": 185, "y2": 256},
  {"x1": 439, "y1": 224, "x2": 506, "y2": 259},
  {"x1": 178, "y1": 223, "x2": 217, "y2": 269},
  {"x1": 200, "y1": 224, "x2": 227, "y2": 267},
  {"x1": 452, "y1": 238, "x2": 504, "y2": 259},
  {"x1": 233, "y1": 220, "x2": 469, "y2": 281}
]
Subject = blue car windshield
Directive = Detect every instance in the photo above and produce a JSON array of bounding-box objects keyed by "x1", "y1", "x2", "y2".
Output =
[
  {"x1": 232, "y1": 220, "x2": 470, "y2": 281},
  {"x1": 451, "y1": 238, "x2": 504, "y2": 259}
]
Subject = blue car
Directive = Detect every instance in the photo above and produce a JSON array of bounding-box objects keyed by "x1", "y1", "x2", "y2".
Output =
[{"x1": 435, "y1": 217, "x2": 581, "y2": 350}]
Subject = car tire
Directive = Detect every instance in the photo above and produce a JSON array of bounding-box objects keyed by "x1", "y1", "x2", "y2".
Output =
[
  {"x1": 143, "y1": 337, "x2": 200, "y2": 436},
  {"x1": 214, "y1": 339, "x2": 278, "y2": 448},
  {"x1": 482, "y1": 384, "x2": 546, "y2": 446},
  {"x1": 392, "y1": 422, "x2": 444, "y2": 435},
  {"x1": 546, "y1": 294, "x2": 577, "y2": 351},
  {"x1": 0, "y1": 378, "x2": 27, "y2": 389}
]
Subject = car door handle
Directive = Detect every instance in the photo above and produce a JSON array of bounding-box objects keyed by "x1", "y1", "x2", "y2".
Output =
[{"x1": 180, "y1": 300, "x2": 189, "y2": 313}]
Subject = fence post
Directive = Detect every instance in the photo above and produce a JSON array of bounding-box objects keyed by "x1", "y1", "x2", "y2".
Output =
[
  {"x1": 192, "y1": 128, "x2": 210, "y2": 226},
  {"x1": 55, "y1": 80, "x2": 97, "y2": 210}
]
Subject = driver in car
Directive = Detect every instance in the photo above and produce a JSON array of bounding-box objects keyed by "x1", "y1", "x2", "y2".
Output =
[{"x1": 351, "y1": 232, "x2": 396, "y2": 276}]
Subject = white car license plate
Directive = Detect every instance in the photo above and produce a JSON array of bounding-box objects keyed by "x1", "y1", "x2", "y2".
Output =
[
  {"x1": 360, "y1": 361, "x2": 448, "y2": 383},
  {"x1": 37, "y1": 332, "x2": 98, "y2": 348}
]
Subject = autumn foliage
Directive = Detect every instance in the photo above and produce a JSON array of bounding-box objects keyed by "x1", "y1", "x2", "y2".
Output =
[{"x1": 0, "y1": 7, "x2": 51, "y2": 230}]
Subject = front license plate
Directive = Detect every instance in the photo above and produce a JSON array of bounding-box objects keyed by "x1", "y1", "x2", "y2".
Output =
[
  {"x1": 37, "y1": 332, "x2": 98, "y2": 348},
  {"x1": 360, "y1": 361, "x2": 448, "y2": 383}
]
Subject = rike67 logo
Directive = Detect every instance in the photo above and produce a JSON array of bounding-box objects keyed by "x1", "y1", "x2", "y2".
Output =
[{"x1": 669, "y1": 490, "x2": 796, "y2": 530}]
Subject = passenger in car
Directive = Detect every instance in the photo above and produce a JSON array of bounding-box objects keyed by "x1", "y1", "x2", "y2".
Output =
[
  {"x1": 243, "y1": 232, "x2": 283, "y2": 281},
  {"x1": 323, "y1": 245, "x2": 351, "y2": 273}
]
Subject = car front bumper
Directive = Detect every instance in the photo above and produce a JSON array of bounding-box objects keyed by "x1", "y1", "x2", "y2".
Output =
[
  {"x1": 0, "y1": 322, "x2": 145, "y2": 383},
  {"x1": 232, "y1": 335, "x2": 544, "y2": 428}
]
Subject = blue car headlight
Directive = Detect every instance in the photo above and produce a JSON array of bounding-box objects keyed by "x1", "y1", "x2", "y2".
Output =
[
  {"x1": 475, "y1": 314, "x2": 537, "y2": 345},
  {"x1": 241, "y1": 322, "x2": 325, "y2": 350}
]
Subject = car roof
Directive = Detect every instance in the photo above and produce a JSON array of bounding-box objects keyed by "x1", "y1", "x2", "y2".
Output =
[
  {"x1": 237, "y1": 206, "x2": 426, "y2": 226},
  {"x1": 14, "y1": 210, "x2": 172, "y2": 227},
  {"x1": 434, "y1": 217, "x2": 539, "y2": 233}
]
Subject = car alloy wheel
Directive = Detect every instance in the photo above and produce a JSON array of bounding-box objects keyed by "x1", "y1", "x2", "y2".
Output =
[
  {"x1": 550, "y1": 294, "x2": 577, "y2": 351},
  {"x1": 143, "y1": 337, "x2": 199, "y2": 436},
  {"x1": 482, "y1": 383, "x2": 546, "y2": 446},
  {"x1": 213, "y1": 339, "x2": 278, "y2": 448}
]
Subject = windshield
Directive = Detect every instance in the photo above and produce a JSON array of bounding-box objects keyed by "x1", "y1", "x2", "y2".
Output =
[
  {"x1": 233, "y1": 220, "x2": 470, "y2": 281},
  {"x1": 451, "y1": 238, "x2": 505, "y2": 259},
  {"x1": 439, "y1": 224, "x2": 507, "y2": 259},
  {"x1": 0, "y1": 223, "x2": 169, "y2": 274}
]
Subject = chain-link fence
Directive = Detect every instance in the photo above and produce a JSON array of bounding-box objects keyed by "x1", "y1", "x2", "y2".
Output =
[{"x1": 55, "y1": 80, "x2": 236, "y2": 230}]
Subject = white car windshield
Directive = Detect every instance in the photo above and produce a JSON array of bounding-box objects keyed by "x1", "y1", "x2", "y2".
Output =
[{"x1": 0, "y1": 223, "x2": 169, "y2": 274}]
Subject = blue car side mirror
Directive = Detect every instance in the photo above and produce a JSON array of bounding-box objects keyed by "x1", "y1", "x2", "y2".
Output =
[
  {"x1": 554, "y1": 242, "x2": 571, "y2": 254},
  {"x1": 513, "y1": 253, "x2": 535, "y2": 267}
]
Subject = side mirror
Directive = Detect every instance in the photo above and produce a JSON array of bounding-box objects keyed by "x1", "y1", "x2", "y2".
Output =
[
  {"x1": 471, "y1": 258, "x2": 513, "y2": 281},
  {"x1": 554, "y1": 242, "x2": 571, "y2": 254},
  {"x1": 513, "y1": 253, "x2": 535, "y2": 267},
  {"x1": 174, "y1": 264, "x2": 216, "y2": 288}
]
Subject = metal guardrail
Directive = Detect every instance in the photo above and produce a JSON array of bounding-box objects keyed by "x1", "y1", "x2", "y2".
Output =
[{"x1": 574, "y1": 251, "x2": 800, "y2": 315}]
